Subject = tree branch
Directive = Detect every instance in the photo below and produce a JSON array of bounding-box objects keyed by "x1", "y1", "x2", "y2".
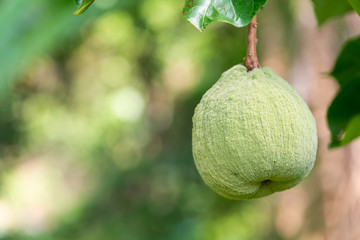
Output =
[{"x1": 244, "y1": 16, "x2": 260, "y2": 71}]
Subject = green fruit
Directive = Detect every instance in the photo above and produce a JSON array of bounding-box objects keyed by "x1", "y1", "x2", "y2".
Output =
[{"x1": 192, "y1": 65, "x2": 318, "y2": 200}]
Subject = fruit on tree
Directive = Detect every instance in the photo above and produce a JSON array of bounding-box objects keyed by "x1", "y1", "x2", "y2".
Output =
[{"x1": 192, "y1": 65, "x2": 318, "y2": 200}]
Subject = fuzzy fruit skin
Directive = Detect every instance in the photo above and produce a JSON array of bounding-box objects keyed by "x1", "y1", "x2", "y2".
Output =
[{"x1": 192, "y1": 65, "x2": 318, "y2": 200}]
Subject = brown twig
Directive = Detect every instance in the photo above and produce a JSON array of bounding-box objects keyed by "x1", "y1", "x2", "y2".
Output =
[{"x1": 244, "y1": 16, "x2": 260, "y2": 71}]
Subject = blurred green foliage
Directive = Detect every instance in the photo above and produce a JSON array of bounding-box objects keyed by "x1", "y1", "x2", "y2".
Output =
[
  {"x1": 348, "y1": 0, "x2": 360, "y2": 15},
  {"x1": 311, "y1": 0, "x2": 353, "y2": 25}
]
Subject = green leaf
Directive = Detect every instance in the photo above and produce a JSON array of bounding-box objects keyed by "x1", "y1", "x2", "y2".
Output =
[
  {"x1": 340, "y1": 115, "x2": 360, "y2": 146},
  {"x1": 73, "y1": 0, "x2": 82, "y2": 8},
  {"x1": 183, "y1": 0, "x2": 268, "y2": 32},
  {"x1": 311, "y1": 0, "x2": 352, "y2": 25},
  {"x1": 328, "y1": 37, "x2": 360, "y2": 148},
  {"x1": 328, "y1": 81, "x2": 360, "y2": 148},
  {"x1": 348, "y1": 0, "x2": 360, "y2": 15},
  {"x1": 332, "y1": 37, "x2": 360, "y2": 88},
  {"x1": 73, "y1": 0, "x2": 95, "y2": 16}
]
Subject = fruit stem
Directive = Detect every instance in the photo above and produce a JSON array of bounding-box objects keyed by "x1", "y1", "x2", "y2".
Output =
[{"x1": 244, "y1": 16, "x2": 260, "y2": 71}]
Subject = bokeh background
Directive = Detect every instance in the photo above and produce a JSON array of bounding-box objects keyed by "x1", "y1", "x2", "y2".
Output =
[{"x1": 0, "y1": 0, "x2": 360, "y2": 239}]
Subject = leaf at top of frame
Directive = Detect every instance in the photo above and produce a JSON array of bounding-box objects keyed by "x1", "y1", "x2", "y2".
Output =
[
  {"x1": 183, "y1": 0, "x2": 267, "y2": 32},
  {"x1": 73, "y1": 0, "x2": 95, "y2": 16}
]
